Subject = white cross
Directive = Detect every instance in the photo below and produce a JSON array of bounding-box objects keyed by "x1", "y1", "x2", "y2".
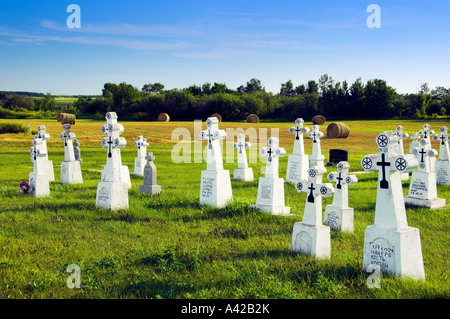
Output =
[
  {"x1": 411, "y1": 138, "x2": 438, "y2": 172},
  {"x1": 308, "y1": 124, "x2": 325, "y2": 169},
  {"x1": 260, "y1": 137, "x2": 286, "y2": 178},
  {"x1": 135, "y1": 136, "x2": 149, "y2": 158},
  {"x1": 101, "y1": 112, "x2": 126, "y2": 158},
  {"x1": 289, "y1": 118, "x2": 310, "y2": 155},
  {"x1": 396, "y1": 125, "x2": 409, "y2": 156},
  {"x1": 37, "y1": 125, "x2": 50, "y2": 141},
  {"x1": 409, "y1": 132, "x2": 421, "y2": 154},
  {"x1": 200, "y1": 117, "x2": 226, "y2": 171},
  {"x1": 233, "y1": 134, "x2": 251, "y2": 169},
  {"x1": 419, "y1": 124, "x2": 435, "y2": 146},
  {"x1": 295, "y1": 166, "x2": 334, "y2": 226},
  {"x1": 327, "y1": 161, "x2": 358, "y2": 209},
  {"x1": 433, "y1": 126, "x2": 449, "y2": 161},
  {"x1": 60, "y1": 124, "x2": 76, "y2": 161}
]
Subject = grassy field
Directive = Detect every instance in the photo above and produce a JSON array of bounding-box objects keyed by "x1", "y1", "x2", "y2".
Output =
[{"x1": 0, "y1": 118, "x2": 449, "y2": 299}]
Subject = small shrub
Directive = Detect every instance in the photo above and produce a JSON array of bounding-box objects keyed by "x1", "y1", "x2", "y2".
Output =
[{"x1": 0, "y1": 122, "x2": 29, "y2": 134}]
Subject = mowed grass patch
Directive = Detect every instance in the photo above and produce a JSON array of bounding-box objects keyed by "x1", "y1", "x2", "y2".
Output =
[{"x1": 0, "y1": 118, "x2": 449, "y2": 299}]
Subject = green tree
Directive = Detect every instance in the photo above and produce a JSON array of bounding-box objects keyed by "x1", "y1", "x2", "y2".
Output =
[
  {"x1": 280, "y1": 80, "x2": 295, "y2": 97},
  {"x1": 142, "y1": 82, "x2": 165, "y2": 94},
  {"x1": 245, "y1": 78, "x2": 264, "y2": 93}
]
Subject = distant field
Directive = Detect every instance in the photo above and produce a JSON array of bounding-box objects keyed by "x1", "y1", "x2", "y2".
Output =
[{"x1": 0, "y1": 118, "x2": 448, "y2": 299}]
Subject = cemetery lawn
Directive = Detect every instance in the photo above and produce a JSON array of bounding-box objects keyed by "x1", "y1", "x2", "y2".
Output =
[{"x1": 0, "y1": 118, "x2": 449, "y2": 299}]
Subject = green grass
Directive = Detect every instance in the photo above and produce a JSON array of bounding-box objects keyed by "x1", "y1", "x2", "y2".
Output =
[{"x1": 0, "y1": 119, "x2": 449, "y2": 299}]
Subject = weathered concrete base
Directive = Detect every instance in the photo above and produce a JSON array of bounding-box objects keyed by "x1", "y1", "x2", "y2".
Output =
[
  {"x1": 363, "y1": 225, "x2": 425, "y2": 280},
  {"x1": 251, "y1": 176, "x2": 290, "y2": 215},
  {"x1": 291, "y1": 223, "x2": 330, "y2": 259},
  {"x1": 139, "y1": 184, "x2": 162, "y2": 195},
  {"x1": 324, "y1": 206, "x2": 354, "y2": 233},
  {"x1": 404, "y1": 196, "x2": 446, "y2": 209},
  {"x1": 96, "y1": 181, "x2": 129, "y2": 210},
  {"x1": 60, "y1": 161, "x2": 83, "y2": 184},
  {"x1": 46, "y1": 160, "x2": 55, "y2": 182},
  {"x1": 233, "y1": 167, "x2": 254, "y2": 181},
  {"x1": 121, "y1": 165, "x2": 131, "y2": 188},
  {"x1": 29, "y1": 172, "x2": 50, "y2": 198},
  {"x1": 200, "y1": 169, "x2": 232, "y2": 208}
]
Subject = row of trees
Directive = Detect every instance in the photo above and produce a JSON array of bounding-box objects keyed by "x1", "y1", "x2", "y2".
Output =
[{"x1": 2, "y1": 75, "x2": 449, "y2": 121}]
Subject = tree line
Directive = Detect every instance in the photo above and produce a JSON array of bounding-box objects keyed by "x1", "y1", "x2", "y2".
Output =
[{"x1": 1, "y1": 75, "x2": 449, "y2": 121}]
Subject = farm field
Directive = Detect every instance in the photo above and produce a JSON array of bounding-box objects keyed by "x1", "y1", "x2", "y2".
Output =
[{"x1": 0, "y1": 118, "x2": 449, "y2": 299}]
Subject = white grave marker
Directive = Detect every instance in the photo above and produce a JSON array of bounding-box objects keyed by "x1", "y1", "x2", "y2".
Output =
[
  {"x1": 291, "y1": 166, "x2": 334, "y2": 259},
  {"x1": 233, "y1": 134, "x2": 254, "y2": 181},
  {"x1": 396, "y1": 125, "x2": 410, "y2": 180},
  {"x1": 409, "y1": 132, "x2": 420, "y2": 154},
  {"x1": 286, "y1": 118, "x2": 310, "y2": 183},
  {"x1": 418, "y1": 124, "x2": 436, "y2": 172},
  {"x1": 360, "y1": 131, "x2": 425, "y2": 280},
  {"x1": 308, "y1": 124, "x2": 325, "y2": 170},
  {"x1": 199, "y1": 117, "x2": 232, "y2": 208},
  {"x1": 95, "y1": 112, "x2": 129, "y2": 210},
  {"x1": 251, "y1": 137, "x2": 290, "y2": 215},
  {"x1": 133, "y1": 136, "x2": 149, "y2": 176},
  {"x1": 35, "y1": 125, "x2": 55, "y2": 182},
  {"x1": 433, "y1": 126, "x2": 450, "y2": 185},
  {"x1": 405, "y1": 138, "x2": 446, "y2": 208},
  {"x1": 59, "y1": 124, "x2": 83, "y2": 184},
  {"x1": 28, "y1": 137, "x2": 50, "y2": 197},
  {"x1": 139, "y1": 152, "x2": 162, "y2": 195},
  {"x1": 323, "y1": 161, "x2": 358, "y2": 233}
]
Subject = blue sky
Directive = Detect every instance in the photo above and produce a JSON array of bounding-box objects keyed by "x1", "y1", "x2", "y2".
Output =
[{"x1": 0, "y1": 0, "x2": 449, "y2": 95}]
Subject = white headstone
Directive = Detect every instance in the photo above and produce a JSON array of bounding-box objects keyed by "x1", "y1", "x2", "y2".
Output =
[
  {"x1": 95, "y1": 112, "x2": 129, "y2": 210},
  {"x1": 286, "y1": 118, "x2": 310, "y2": 183},
  {"x1": 308, "y1": 124, "x2": 325, "y2": 171},
  {"x1": 251, "y1": 137, "x2": 290, "y2": 215},
  {"x1": 396, "y1": 125, "x2": 410, "y2": 180},
  {"x1": 199, "y1": 117, "x2": 232, "y2": 208},
  {"x1": 28, "y1": 137, "x2": 50, "y2": 197},
  {"x1": 323, "y1": 161, "x2": 358, "y2": 233},
  {"x1": 291, "y1": 166, "x2": 334, "y2": 259},
  {"x1": 361, "y1": 131, "x2": 425, "y2": 280},
  {"x1": 405, "y1": 137, "x2": 446, "y2": 208},
  {"x1": 35, "y1": 125, "x2": 55, "y2": 182},
  {"x1": 409, "y1": 132, "x2": 421, "y2": 154},
  {"x1": 59, "y1": 124, "x2": 83, "y2": 184},
  {"x1": 233, "y1": 134, "x2": 254, "y2": 181},
  {"x1": 418, "y1": 123, "x2": 436, "y2": 172},
  {"x1": 132, "y1": 135, "x2": 149, "y2": 176},
  {"x1": 139, "y1": 152, "x2": 162, "y2": 195},
  {"x1": 433, "y1": 126, "x2": 450, "y2": 185}
]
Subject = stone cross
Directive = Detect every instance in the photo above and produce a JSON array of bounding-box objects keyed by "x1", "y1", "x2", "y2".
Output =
[
  {"x1": 33, "y1": 125, "x2": 54, "y2": 182},
  {"x1": 419, "y1": 123, "x2": 435, "y2": 142},
  {"x1": 396, "y1": 125, "x2": 409, "y2": 156},
  {"x1": 260, "y1": 137, "x2": 286, "y2": 178},
  {"x1": 308, "y1": 124, "x2": 325, "y2": 170},
  {"x1": 233, "y1": 134, "x2": 251, "y2": 169},
  {"x1": 139, "y1": 152, "x2": 162, "y2": 195},
  {"x1": 232, "y1": 134, "x2": 254, "y2": 181},
  {"x1": 96, "y1": 112, "x2": 130, "y2": 210},
  {"x1": 409, "y1": 132, "x2": 421, "y2": 154},
  {"x1": 289, "y1": 118, "x2": 310, "y2": 155},
  {"x1": 73, "y1": 139, "x2": 82, "y2": 162},
  {"x1": 406, "y1": 137, "x2": 445, "y2": 208},
  {"x1": 360, "y1": 131, "x2": 425, "y2": 280},
  {"x1": 60, "y1": 124, "x2": 76, "y2": 162},
  {"x1": 291, "y1": 166, "x2": 334, "y2": 259},
  {"x1": 433, "y1": 126, "x2": 450, "y2": 185},
  {"x1": 295, "y1": 166, "x2": 334, "y2": 226},
  {"x1": 361, "y1": 131, "x2": 418, "y2": 228},
  {"x1": 28, "y1": 137, "x2": 50, "y2": 197},
  {"x1": 324, "y1": 161, "x2": 358, "y2": 233},
  {"x1": 134, "y1": 136, "x2": 149, "y2": 158},
  {"x1": 200, "y1": 117, "x2": 227, "y2": 171}
]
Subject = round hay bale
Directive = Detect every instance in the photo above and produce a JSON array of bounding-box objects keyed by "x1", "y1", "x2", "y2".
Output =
[
  {"x1": 57, "y1": 113, "x2": 76, "y2": 125},
  {"x1": 326, "y1": 122, "x2": 350, "y2": 138},
  {"x1": 312, "y1": 115, "x2": 326, "y2": 125},
  {"x1": 157, "y1": 113, "x2": 170, "y2": 122},
  {"x1": 211, "y1": 113, "x2": 222, "y2": 122},
  {"x1": 246, "y1": 114, "x2": 259, "y2": 123}
]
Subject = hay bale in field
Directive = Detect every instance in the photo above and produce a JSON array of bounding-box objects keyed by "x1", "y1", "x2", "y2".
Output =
[
  {"x1": 312, "y1": 115, "x2": 326, "y2": 125},
  {"x1": 211, "y1": 113, "x2": 222, "y2": 122},
  {"x1": 246, "y1": 114, "x2": 259, "y2": 123},
  {"x1": 157, "y1": 113, "x2": 170, "y2": 122},
  {"x1": 57, "y1": 113, "x2": 76, "y2": 125},
  {"x1": 326, "y1": 122, "x2": 350, "y2": 138}
]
